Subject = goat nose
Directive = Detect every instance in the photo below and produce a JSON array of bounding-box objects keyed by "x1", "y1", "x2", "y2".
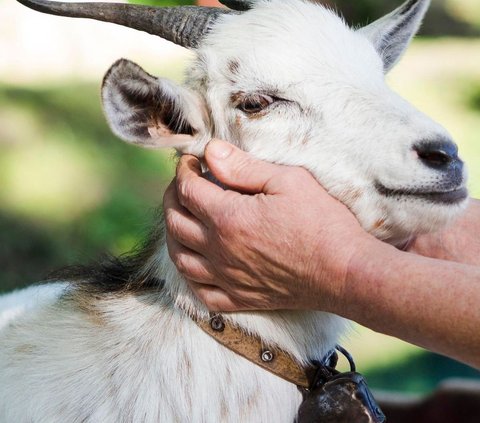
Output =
[{"x1": 414, "y1": 140, "x2": 460, "y2": 170}]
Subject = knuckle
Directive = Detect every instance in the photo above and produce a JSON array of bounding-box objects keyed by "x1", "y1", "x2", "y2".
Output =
[
  {"x1": 193, "y1": 287, "x2": 205, "y2": 301},
  {"x1": 164, "y1": 210, "x2": 179, "y2": 235},
  {"x1": 190, "y1": 265, "x2": 213, "y2": 284},
  {"x1": 172, "y1": 253, "x2": 189, "y2": 275},
  {"x1": 174, "y1": 256, "x2": 212, "y2": 283},
  {"x1": 166, "y1": 218, "x2": 188, "y2": 248},
  {"x1": 177, "y1": 180, "x2": 193, "y2": 204},
  {"x1": 223, "y1": 267, "x2": 244, "y2": 284}
]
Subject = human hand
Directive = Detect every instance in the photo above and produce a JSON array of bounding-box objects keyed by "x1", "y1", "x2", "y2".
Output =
[
  {"x1": 164, "y1": 144, "x2": 480, "y2": 367},
  {"x1": 407, "y1": 199, "x2": 480, "y2": 266},
  {"x1": 163, "y1": 139, "x2": 375, "y2": 312}
]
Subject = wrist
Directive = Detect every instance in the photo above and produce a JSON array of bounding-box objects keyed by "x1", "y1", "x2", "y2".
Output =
[
  {"x1": 409, "y1": 198, "x2": 479, "y2": 265},
  {"x1": 306, "y1": 232, "x2": 388, "y2": 315},
  {"x1": 337, "y1": 235, "x2": 399, "y2": 319}
]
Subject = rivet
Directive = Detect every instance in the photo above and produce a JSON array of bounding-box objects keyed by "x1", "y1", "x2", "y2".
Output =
[
  {"x1": 210, "y1": 315, "x2": 225, "y2": 332},
  {"x1": 261, "y1": 350, "x2": 274, "y2": 363}
]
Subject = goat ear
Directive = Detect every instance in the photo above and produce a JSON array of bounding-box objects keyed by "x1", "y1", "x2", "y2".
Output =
[
  {"x1": 102, "y1": 59, "x2": 206, "y2": 150},
  {"x1": 359, "y1": 0, "x2": 430, "y2": 73}
]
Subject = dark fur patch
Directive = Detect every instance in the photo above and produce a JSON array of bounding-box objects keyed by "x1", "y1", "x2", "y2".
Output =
[
  {"x1": 152, "y1": 96, "x2": 196, "y2": 136},
  {"x1": 116, "y1": 83, "x2": 195, "y2": 137},
  {"x1": 116, "y1": 81, "x2": 153, "y2": 108}
]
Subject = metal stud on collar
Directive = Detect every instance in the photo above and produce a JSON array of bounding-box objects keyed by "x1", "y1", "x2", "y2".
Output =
[
  {"x1": 261, "y1": 349, "x2": 274, "y2": 363},
  {"x1": 210, "y1": 315, "x2": 225, "y2": 332}
]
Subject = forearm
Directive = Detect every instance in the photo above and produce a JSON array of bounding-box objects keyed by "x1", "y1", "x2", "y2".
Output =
[
  {"x1": 411, "y1": 198, "x2": 480, "y2": 266},
  {"x1": 341, "y1": 239, "x2": 480, "y2": 368}
]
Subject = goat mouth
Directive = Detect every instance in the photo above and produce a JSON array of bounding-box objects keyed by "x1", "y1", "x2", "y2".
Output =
[{"x1": 375, "y1": 183, "x2": 468, "y2": 205}]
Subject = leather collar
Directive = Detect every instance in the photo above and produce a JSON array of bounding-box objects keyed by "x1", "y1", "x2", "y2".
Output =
[{"x1": 194, "y1": 313, "x2": 320, "y2": 389}]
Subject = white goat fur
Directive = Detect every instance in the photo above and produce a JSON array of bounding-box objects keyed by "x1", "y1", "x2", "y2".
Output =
[{"x1": 0, "y1": 0, "x2": 468, "y2": 421}]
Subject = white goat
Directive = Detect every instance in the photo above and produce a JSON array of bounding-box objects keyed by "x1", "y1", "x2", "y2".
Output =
[{"x1": 1, "y1": 0, "x2": 469, "y2": 421}]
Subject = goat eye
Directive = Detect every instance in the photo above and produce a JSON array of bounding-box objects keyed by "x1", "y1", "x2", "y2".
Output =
[{"x1": 238, "y1": 94, "x2": 274, "y2": 114}]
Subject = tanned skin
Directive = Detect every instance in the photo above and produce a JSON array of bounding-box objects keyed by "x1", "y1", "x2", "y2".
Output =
[{"x1": 164, "y1": 139, "x2": 480, "y2": 369}]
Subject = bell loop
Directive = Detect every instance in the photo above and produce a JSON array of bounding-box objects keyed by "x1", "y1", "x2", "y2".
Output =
[{"x1": 336, "y1": 345, "x2": 356, "y2": 372}]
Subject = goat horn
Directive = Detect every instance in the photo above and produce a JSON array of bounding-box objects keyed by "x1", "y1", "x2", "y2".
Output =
[
  {"x1": 219, "y1": 0, "x2": 255, "y2": 11},
  {"x1": 16, "y1": 0, "x2": 236, "y2": 48}
]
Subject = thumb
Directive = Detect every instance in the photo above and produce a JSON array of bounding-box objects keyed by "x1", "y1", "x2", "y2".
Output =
[{"x1": 205, "y1": 139, "x2": 283, "y2": 194}]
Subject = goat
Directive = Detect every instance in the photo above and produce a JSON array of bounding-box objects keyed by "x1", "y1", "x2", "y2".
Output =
[{"x1": 0, "y1": 0, "x2": 469, "y2": 421}]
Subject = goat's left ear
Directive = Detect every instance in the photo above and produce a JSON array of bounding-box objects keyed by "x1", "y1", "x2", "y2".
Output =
[
  {"x1": 359, "y1": 0, "x2": 430, "y2": 73},
  {"x1": 102, "y1": 59, "x2": 206, "y2": 151}
]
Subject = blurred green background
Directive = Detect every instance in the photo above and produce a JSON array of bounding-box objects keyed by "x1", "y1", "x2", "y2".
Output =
[{"x1": 1, "y1": 0, "x2": 480, "y2": 395}]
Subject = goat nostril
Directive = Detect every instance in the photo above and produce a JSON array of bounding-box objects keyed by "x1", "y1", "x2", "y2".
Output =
[
  {"x1": 414, "y1": 140, "x2": 459, "y2": 170},
  {"x1": 417, "y1": 150, "x2": 452, "y2": 165}
]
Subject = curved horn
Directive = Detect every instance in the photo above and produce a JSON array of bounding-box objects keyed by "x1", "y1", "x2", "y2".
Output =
[
  {"x1": 219, "y1": 0, "x2": 255, "y2": 11},
  {"x1": 16, "y1": 0, "x2": 236, "y2": 48}
]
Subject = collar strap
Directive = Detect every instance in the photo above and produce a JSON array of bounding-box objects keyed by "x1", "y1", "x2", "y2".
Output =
[{"x1": 194, "y1": 314, "x2": 319, "y2": 389}]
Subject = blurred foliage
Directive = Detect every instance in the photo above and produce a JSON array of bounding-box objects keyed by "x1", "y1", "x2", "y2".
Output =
[
  {"x1": 326, "y1": 0, "x2": 480, "y2": 36},
  {"x1": 340, "y1": 327, "x2": 480, "y2": 394},
  {"x1": 366, "y1": 351, "x2": 480, "y2": 393},
  {"x1": 467, "y1": 83, "x2": 480, "y2": 112},
  {"x1": 0, "y1": 82, "x2": 175, "y2": 292},
  {"x1": 134, "y1": 0, "x2": 480, "y2": 36}
]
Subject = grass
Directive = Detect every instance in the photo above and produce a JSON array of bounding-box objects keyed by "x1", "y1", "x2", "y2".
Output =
[{"x1": 1, "y1": 38, "x2": 480, "y2": 392}]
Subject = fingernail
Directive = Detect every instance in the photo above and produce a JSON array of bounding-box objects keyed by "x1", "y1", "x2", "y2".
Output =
[{"x1": 208, "y1": 139, "x2": 233, "y2": 159}]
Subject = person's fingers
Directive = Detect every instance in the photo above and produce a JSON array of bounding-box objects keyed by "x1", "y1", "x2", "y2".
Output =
[
  {"x1": 164, "y1": 182, "x2": 209, "y2": 254},
  {"x1": 204, "y1": 139, "x2": 286, "y2": 194},
  {"x1": 188, "y1": 282, "x2": 240, "y2": 312},
  {"x1": 165, "y1": 208, "x2": 209, "y2": 254},
  {"x1": 166, "y1": 232, "x2": 216, "y2": 284},
  {"x1": 175, "y1": 155, "x2": 227, "y2": 223}
]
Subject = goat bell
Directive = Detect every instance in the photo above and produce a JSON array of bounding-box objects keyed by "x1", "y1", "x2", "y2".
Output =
[{"x1": 297, "y1": 371, "x2": 386, "y2": 423}]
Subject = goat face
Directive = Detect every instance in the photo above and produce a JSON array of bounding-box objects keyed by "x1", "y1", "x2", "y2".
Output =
[{"x1": 102, "y1": 0, "x2": 468, "y2": 245}]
